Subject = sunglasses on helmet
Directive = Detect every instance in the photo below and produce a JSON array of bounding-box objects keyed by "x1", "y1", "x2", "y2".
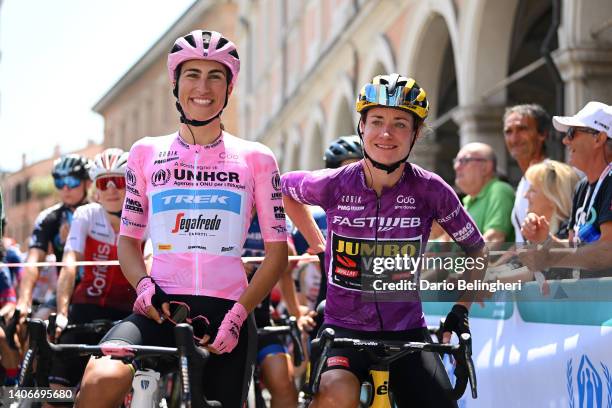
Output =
[
  {"x1": 95, "y1": 176, "x2": 126, "y2": 191},
  {"x1": 363, "y1": 83, "x2": 423, "y2": 108},
  {"x1": 54, "y1": 176, "x2": 83, "y2": 190},
  {"x1": 166, "y1": 301, "x2": 211, "y2": 343}
]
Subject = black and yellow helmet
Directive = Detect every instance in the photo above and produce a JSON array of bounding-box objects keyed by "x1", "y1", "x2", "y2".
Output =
[{"x1": 356, "y1": 73, "x2": 428, "y2": 119}]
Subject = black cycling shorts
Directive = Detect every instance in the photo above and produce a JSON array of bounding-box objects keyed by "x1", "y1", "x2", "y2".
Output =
[
  {"x1": 317, "y1": 324, "x2": 458, "y2": 408},
  {"x1": 99, "y1": 295, "x2": 256, "y2": 408},
  {"x1": 49, "y1": 303, "x2": 130, "y2": 387}
]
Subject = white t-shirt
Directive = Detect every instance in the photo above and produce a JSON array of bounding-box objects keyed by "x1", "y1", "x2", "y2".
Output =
[{"x1": 511, "y1": 176, "x2": 530, "y2": 243}]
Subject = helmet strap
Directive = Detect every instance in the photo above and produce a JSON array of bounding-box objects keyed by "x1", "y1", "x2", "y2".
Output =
[{"x1": 173, "y1": 83, "x2": 229, "y2": 127}]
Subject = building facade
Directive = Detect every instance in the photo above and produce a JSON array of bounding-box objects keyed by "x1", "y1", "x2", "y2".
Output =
[
  {"x1": 237, "y1": 0, "x2": 612, "y2": 184},
  {"x1": 92, "y1": 0, "x2": 239, "y2": 151},
  {"x1": 1, "y1": 142, "x2": 103, "y2": 249}
]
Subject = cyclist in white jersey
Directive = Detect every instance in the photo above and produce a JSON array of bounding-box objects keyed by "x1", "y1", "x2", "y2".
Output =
[{"x1": 76, "y1": 30, "x2": 288, "y2": 408}]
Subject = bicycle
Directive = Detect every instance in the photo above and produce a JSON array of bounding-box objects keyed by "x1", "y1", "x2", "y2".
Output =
[
  {"x1": 300, "y1": 327, "x2": 477, "y2": 408},
  {"x1": 251, "y1": 315, "x2": 304, "y2": 408},
  {"x1": 19, "y1": 319, "x2": 222, "y2": 408}
]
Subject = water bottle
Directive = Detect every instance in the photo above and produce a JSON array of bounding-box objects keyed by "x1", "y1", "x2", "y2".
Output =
[{"x1": 130, "y1": 368, "x2": 160, "y2": 408}]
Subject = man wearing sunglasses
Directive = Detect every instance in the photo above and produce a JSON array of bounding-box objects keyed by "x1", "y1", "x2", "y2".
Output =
[
  {"x1": 15, "y1": 154, "x2": 91, "y2": 322},
  {"x1": 519, "y1": 102, "x2": 612, "y2": 275},
  {"x1": 454, "y1": 142, "x2": 515, "y2": 244}
]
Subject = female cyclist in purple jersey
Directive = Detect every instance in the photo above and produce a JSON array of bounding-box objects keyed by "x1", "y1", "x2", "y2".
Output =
[
  {"x1": 77, "y1": 30, "x2": 288, "y2": 408},
  {"x1": 282, "y1": 74, "x2": 488, "y2": 407}
]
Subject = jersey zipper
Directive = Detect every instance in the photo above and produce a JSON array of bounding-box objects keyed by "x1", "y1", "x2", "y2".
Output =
[
  {"x1": 374, "y1": 195, "x2": 384, "y2": 331},
  {"x1": 194, "y1": 148, "x2": 200, "y2": 296}
]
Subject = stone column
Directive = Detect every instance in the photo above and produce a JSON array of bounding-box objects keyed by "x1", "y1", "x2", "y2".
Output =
[
  {"x1": 451, "y1": 105, "x2": 507, "y2": 174},
  {"x1": 554, "y1": 47, "x2": 612, "y2": 114}
]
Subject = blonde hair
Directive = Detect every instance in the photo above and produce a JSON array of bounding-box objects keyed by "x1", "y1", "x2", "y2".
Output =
[{"x1": 525, "y1": 160, "x2": 580, "y2": 234}]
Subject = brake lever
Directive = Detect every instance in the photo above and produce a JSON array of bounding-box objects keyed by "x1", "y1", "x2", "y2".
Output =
[{"x1": 459, "y1": 333, "x2": 477, "y2": 398}]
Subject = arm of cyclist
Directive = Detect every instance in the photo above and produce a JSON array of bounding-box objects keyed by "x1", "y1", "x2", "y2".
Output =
[
  {"x1": 15, "y1": 247, "x2": 45, "y2": 319},
  {"x1": 55, "y1": 249, "x2": 81, "y2": 338},
  {"x1": 278, "y1": 244, "x2": 316, "y2": 331},
  {"x1": 208, "y1": 240, "x2": 288, "y2": 354},
  {"x1": 282, "y1": 196, "x2": 326, "y2": 254},
  {"x1": 118, "y1": 235, "x2": 168, "y2": 324},
  {"x1": 441, "y1": 245, "x2": 488, "y2": 344}
]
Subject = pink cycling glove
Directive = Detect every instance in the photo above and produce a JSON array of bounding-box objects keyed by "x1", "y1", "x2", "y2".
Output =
[
  {"x1": 210, "y1": 303, "x2": 248, "y2": 353},
  {"x1": 133, "y1": 277, "x2": 168, "y2": 317}
]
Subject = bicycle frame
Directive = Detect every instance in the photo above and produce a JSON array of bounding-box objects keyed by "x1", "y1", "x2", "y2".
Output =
[
  {"x1": 302, "y1": 328, "x2": 477, "y2": 407},
  {"x1": 19, "y1": 319, "x2": 222, "y2": 408}
]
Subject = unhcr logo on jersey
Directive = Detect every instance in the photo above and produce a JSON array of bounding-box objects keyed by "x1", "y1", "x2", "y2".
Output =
[{"x1": 151, "y1": 188, "x2": 242, "y2": 214}]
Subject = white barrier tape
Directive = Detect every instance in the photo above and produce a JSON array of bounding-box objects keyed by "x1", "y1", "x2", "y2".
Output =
[
  {"x1": 0, "y1": 248, "x2": 577, "y2": 269},
  {"x1": 0, "y1": 254, "x2": 321, "y2": 269}
]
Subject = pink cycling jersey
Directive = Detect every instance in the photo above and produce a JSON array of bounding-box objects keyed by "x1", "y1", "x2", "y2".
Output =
[{"x1": 120, "y1": 132, "x2": 287, "y2": 300}]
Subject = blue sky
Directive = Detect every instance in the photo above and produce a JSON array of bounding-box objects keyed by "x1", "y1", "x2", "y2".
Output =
[{"x1": 0, "y1": 0, "x2": 195, "y2": 172}]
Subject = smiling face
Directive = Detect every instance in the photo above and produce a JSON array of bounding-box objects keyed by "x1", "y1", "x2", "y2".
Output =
[
  {"x1": 562, "y1": 128, "x2": 602, "y2": 171},
  {"x1": 360, "y1": 107, "x2": 416, "y2": 165},
  {"x1": 176, "y1": 59, "x2": 233, "y2": 122},
  {"x1": 525, "y1": 182, "x2": 554, "y2": 217},
  {"x1": 503, "y1": 112, "x2": 546, "y2": 165},
  {"x1": 96, "y1": 177, "x2": 126, "y2": 213},
  {"x1": 453, "y1": 145, "x2": 493, "y2": 196}
]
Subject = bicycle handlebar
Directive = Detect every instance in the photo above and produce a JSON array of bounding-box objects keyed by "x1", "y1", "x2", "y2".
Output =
[
  {"x1": 256, "y1": 316, "x2": 304, "y2": 366},
  {"x1": 309, "y1": 328, "x2": 477, "y2": 400},
  {"x1": 20, "y1": 319, "x2": 222, "y2": 408}
]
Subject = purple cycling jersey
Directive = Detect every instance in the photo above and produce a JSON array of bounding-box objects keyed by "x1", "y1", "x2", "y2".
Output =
[{"x1": 281, "y1": 161, "x2": 484, "y2": 331}]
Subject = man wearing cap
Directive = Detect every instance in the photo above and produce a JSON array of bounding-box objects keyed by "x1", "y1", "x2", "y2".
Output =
[{"x1": 520, "y1": 101, "x2": 612, "y2": 274}]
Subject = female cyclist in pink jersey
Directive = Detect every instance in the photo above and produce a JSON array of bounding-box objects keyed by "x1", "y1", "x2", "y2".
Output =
[
  {"x1": 77, "y1": 30, "x2": 288, "y2": 408},
  {"x1": 282, "y1": 74, "x2": 487, "y2": 407}
]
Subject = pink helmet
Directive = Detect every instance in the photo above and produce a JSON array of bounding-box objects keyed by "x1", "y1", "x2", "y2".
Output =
[{"x1": 167, "y1": 30, "x2": 240, "y2": 86}]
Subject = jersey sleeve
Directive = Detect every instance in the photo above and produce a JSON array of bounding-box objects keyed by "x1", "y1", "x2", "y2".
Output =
[
  {"x1": 120, "y1": 140, "x2": 150, "y2": 240},
  {"x1": 64, "y1": 206, "x2": 89, "y2": 254},
  {"x1": 433, "y1": 176, "x2": 484, "y2": 251},
  {"x1": 281, "y1": 169, "x2": 334, "y2": 209},
  {"x1": 251, "y1": 144, "x2": 287, "y2": 242},
  {"x1": 28, "y1": 210, "x2": 53, "y2": 252}
]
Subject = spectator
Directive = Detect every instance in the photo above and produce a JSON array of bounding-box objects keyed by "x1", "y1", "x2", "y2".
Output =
[
  {"x1": 503, "y1": 104, "x2": 550, "y2": 242},
  {"x1": 519, "y1": 101, "x2": 612, "y2": 275},
  {"x1": 454, "y1": 142, "x2": 515, "y2": 243},
  {"x1": 521, "y1": 160, "x2": 580, "y2": 243}
]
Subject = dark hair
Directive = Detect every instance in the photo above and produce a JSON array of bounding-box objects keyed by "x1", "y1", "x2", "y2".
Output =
[{"x1": 503, "y1": 104, "x2": 551, "y2": 136}]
